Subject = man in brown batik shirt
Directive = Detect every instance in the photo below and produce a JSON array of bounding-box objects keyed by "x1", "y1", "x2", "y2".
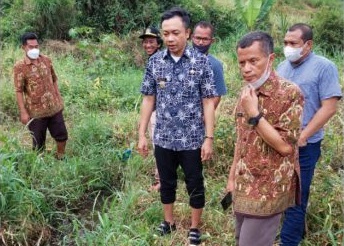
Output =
[
  {"x1": 13, "y1": 32, "x2": 68, "y2": 159},
  {"x1": 226, "y1": 31, "x2": 304, "y2": 246}
]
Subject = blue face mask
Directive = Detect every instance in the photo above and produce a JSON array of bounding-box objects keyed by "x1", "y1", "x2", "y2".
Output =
[{"x1": 192, "y1": 43, "x2": 211, "y2": 54}]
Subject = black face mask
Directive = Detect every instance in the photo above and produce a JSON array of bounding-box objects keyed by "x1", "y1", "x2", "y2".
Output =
[{"x1": 192, "y1": 42, "x2": 211, "y2": 54}]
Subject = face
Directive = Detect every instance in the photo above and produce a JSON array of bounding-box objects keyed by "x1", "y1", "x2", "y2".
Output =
[
  {"x1": 237, "y1": 41, "x2": 274, "y2": 83},
  {"x1": 192, "y1": 26, "x2": 214, "y2": 46},
  {"x1": 23, "y1": 39, "x2": 39, "y2": 53},
  {"x1": 284, "y1": 29, "x2": 312, "y2": 56},
  {"x1": 142, "y1": 37, "x2": 160, "y2": 56},
  {"x1": 162, "y1": 16, "x2": 190, "y2": 57}
]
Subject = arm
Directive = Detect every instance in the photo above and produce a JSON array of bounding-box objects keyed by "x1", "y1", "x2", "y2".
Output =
[
  {"x1": 138, "y1": 95, "x2": 155, "y2": 157},
  {"x1": 298, "y1": 97, "x2": 339, "y2": 146},
  {"x1": 226, "y1": 142, "x2": 239, "y2": 192},
  {"x1": 213, "y1": 96, "x2": 221, "y2": 110},
  {"x1": 201, "y1": 98, "x2": 215, "y2": 161},
  {"x1": 13, "y1": 64, "x2": 30, "y2": 124},
  {"x1": 15, "y1": 92, "x2": 30, "y2": 124},
  {"x1": 241, "y1": 85, "x2": 293, "y2": 156}
]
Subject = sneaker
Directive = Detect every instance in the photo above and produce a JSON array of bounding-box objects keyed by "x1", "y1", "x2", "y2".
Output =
[
  {"x1": 157, "y1": 221, "x2": 176, "y2": 236},
  {"x1": 188, "y1": 228, "x2": 201, "y2": 245}
]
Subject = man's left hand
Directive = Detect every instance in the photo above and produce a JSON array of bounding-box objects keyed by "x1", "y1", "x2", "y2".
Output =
[{"x1": 201, "y1": 138, "x2": 213, "y2": 161}]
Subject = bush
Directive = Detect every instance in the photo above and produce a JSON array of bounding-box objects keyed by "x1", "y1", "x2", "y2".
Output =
[
  {"x1": 311, "y1": 7, "x2": 344, "y2": 55},
  {"x1": 0, "y1": 0, "x2": 76, "y2": 42}
]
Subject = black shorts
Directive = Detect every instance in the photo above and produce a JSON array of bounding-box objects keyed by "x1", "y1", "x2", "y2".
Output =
[
  {"x1": 154, "y1": 145, "x2": 205, "y2": 209},
  {"x1": 28, "y1": 110, "x2": 68, "y2": 150}
]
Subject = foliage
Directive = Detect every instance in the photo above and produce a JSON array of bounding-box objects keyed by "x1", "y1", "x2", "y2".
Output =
[
  {"x1": 0, "y1": 0, "x2": 343, "y2": 244},
  {"x1": 311, "y1": 6, "x2": 344, "y2": 55},
  {"x1": 0, "y1": 0, "x2": 76, "y2": 42},
  {"x1": 235, "y1": 0, "x2": 276, "y2": 31}
]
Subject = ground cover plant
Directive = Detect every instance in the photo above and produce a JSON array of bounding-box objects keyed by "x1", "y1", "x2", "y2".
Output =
[{"x1": 0, "y1": 0, "x2": 343, "y2": 245}]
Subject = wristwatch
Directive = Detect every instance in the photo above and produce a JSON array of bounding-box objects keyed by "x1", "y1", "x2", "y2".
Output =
[{"x1": 248, "y1": 112, "x2": 263, "y2": 126}]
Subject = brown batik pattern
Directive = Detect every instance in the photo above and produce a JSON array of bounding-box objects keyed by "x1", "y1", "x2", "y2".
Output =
[
  {"x1": 13, "y1": 54, "x2": 63, "y2": 118},
  {"x1": 233, "y1": 72, "x2": 304, "y2": 216}
]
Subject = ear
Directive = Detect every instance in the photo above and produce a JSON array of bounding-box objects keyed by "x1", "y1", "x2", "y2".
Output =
[
  {"x1": 268, "y1": 53, "x2": 275, "y2": 69},
  {"x1": 186, "y1": 28, "x2": 191, "y2": 39}
]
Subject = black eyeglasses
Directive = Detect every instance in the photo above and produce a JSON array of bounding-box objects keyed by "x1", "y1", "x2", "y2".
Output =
[{"x1": 192, "y1": 36, "x2": 213, "y2": 43}]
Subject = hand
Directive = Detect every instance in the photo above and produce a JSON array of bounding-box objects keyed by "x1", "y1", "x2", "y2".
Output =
[
  {"x1": 241, "y1": 85, "x2": 259, "y2": 117},
  {"x1": 20, "y1": 111, "x2": 30, "y2": 125},
  {"x1": 298, "y1": 136, "x2": 307, "y2": 147},
  {"x1": 201, "y1": 138, "x2": 213, "y2": 161},
  {"x1": 226, "y1": 178, "x2": 235, "y2": 193},
  {"x1": 137, "y1": 136, "x2": 149, "y2": 157}
]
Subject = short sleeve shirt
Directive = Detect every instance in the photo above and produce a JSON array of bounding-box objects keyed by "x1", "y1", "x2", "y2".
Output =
[
  {"x1": 233, "y1": 72, "x2": 304, "y2": 216},
  {"x1": 13, "y1": 54, "x2": 64, "y2": 118},
  {"x1": 141, "y1": 46, "x2": 217, "y2": 151},
  {"x1": 208, "y1": 54, "x2": 227, "y2": 96},
  {"x1": 277, "y1": 52, "x2": 342, "y2": 143}
]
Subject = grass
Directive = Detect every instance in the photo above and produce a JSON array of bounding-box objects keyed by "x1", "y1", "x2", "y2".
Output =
[{"x1": 0, "y1": 2, "x2": 343, "y2": 245}]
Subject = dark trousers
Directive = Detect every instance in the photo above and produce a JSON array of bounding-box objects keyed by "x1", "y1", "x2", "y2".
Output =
[
  {"x1": 28, "y1": 110, "x2": 68, "y2": 151},
  {"x1": 280, "y1": 141, "x2": 322, "y2": 245},
  {"x1": 154, "y1": 145, "x2": 205, "y2": 209}
]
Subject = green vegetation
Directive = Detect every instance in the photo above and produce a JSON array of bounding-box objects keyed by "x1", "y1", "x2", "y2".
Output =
[{"x1": 0, "y1": 0, "x2": 343, "y2": 245}]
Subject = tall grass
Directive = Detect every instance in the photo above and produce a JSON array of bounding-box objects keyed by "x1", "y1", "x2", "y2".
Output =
[{"x1": 0, "y1": 8, "x2": 343, "y2": 246}]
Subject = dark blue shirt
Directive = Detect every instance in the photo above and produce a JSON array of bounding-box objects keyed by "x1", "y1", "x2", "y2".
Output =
[
  {"x1": 141, "y1": 45, "x2": 217, "y2": 150},
  {"x1": 208, "y1": 54, "x2": 227, "y2": 96}
]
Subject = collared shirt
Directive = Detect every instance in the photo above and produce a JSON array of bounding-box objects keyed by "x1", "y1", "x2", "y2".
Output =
[
  {"x1": 277, "y1": 52, "x2": 342, "y2": 143},
  {"x1": 208, "y1": 54, "x2": 227, "y2": 96},
  {"x1": 233, "y1": 72, "x2": 304, "y2": 216},
  {"x1": 13, "y1": 54, "x2": 64, "y2": 118},
  {"x1": 141, "y1": 45, "x2": 217, "y2": 151}
]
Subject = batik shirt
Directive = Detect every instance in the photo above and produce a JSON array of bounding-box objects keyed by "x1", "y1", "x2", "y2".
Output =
[
  {"x1": 141, "y1": 46, "x2": 217, "y2": 151},
  {"x1": 13, "y1": 54, "x2": 64, "y2": 118},
  {"x1": 233, "y1": 72, "x2": 304, "y2": 216}
]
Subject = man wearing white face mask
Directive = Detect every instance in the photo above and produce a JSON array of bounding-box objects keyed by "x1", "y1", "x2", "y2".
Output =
[
  {"x1": 13, "y1": 32, "x2": 68, "y2": 160},
  {"x1": 277, "y1": 23, "x2": 342, "y2": 246},
  {"x1": 226, "y1": 31, "x2": 304, "y2": 246}
]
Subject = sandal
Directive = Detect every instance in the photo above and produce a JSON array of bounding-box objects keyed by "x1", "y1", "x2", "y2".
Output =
[{"x1": 157, "y1": 221, "x2": 176, "y2": 236}]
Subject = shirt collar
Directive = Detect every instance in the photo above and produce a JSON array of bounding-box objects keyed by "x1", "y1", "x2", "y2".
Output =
[
  {"x1": 24, "y1": 55, "x2": 42, "y2": 65},
  {"x1": 163, "y1": 45, "x2": 191, "y2": 60},
  {"x1": 256, "y1": 70, "x2": 278, "y2": 97},
  {"x1": 290, "y1": 51, "x2": 314, "y2": 68}
]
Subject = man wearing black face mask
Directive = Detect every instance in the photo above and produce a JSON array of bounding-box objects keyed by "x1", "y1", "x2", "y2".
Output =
[{"x1": 192, "y1": 21, "x2": 227, "y2": 109}]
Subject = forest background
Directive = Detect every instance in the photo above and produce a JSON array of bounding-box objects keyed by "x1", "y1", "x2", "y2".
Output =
[{"x1": 0, "y1": 0, "x2": 343, "y2": 245}]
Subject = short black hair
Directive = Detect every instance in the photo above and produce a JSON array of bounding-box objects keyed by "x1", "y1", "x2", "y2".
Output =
[
  {"x1": 194, "y1": 21, "x2": 215, "y2": 37},
  {"x1": 237, "y1": 31, "x2": 274, "y2": 56},
  {"x1": 21, "y1": 32, "x2": 39, "y2": 45},
  {"x1": 161, "y1": 7, "x2": 191, "y2": 29},
  {"x1": 288, "y1": 23, "x2": 313, "y2": 42}
]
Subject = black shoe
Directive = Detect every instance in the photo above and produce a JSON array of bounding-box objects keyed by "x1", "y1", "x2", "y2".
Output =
[
  {"x1": 157, "y1": 221, "x2": 176, "y2": 236},
  {"x1": 188, "y1": 228, "x2": 201, "y2": 245}
]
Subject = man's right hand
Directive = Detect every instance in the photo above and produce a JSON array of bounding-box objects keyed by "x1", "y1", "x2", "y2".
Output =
[
  {"x1": 137, "y1": 136, "x2": 149, "y2": 157},
  {"x1": 20, "y1": 111, "x2": 30, "y2": 124}
]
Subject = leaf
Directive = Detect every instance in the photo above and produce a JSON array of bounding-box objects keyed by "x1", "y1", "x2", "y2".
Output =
[
  {"x1": 243, "y1": 0, "x2": 262, "y2": 30},
  {"x1": 257, "y1": 0, "x2": 276, "y2": 22}
]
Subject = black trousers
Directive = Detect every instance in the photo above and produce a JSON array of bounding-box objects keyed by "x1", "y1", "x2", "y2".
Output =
[{"x1": 154, "y1": 145, "x2": 205, "y2": 209}]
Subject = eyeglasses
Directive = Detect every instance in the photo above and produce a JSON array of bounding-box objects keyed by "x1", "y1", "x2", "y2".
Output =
[{"x1": 192, "y1": 36, "x2": 213, "y2": 43}]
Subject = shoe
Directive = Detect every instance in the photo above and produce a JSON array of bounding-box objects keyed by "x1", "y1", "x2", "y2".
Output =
[
  {"x1": 157, "y1": 221, "x2": 176, "y2": 236},
  {"x1": 188, "y1": 228, "x2": 201, "y2": 245}
]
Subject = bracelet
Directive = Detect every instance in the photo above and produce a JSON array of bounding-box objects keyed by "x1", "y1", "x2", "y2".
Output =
[{"x1": 204, "y1": 136, "x2": 214, "y2": 140}]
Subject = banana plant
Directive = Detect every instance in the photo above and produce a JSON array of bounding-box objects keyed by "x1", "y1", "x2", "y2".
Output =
[{"x1": 235, "y1": 0, "x2": 276, "y2": 30}]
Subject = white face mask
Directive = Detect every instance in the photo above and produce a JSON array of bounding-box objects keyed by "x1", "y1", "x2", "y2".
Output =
[
  {"x1": 283, "y1": 46, "x2": 303, "y2": 62},
  {"x1": 27, "y1": 48, "x2": 40, "y2": 59},
  {"x1": 249, "y1": 57, "x2": 271, "y2": 90}
]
